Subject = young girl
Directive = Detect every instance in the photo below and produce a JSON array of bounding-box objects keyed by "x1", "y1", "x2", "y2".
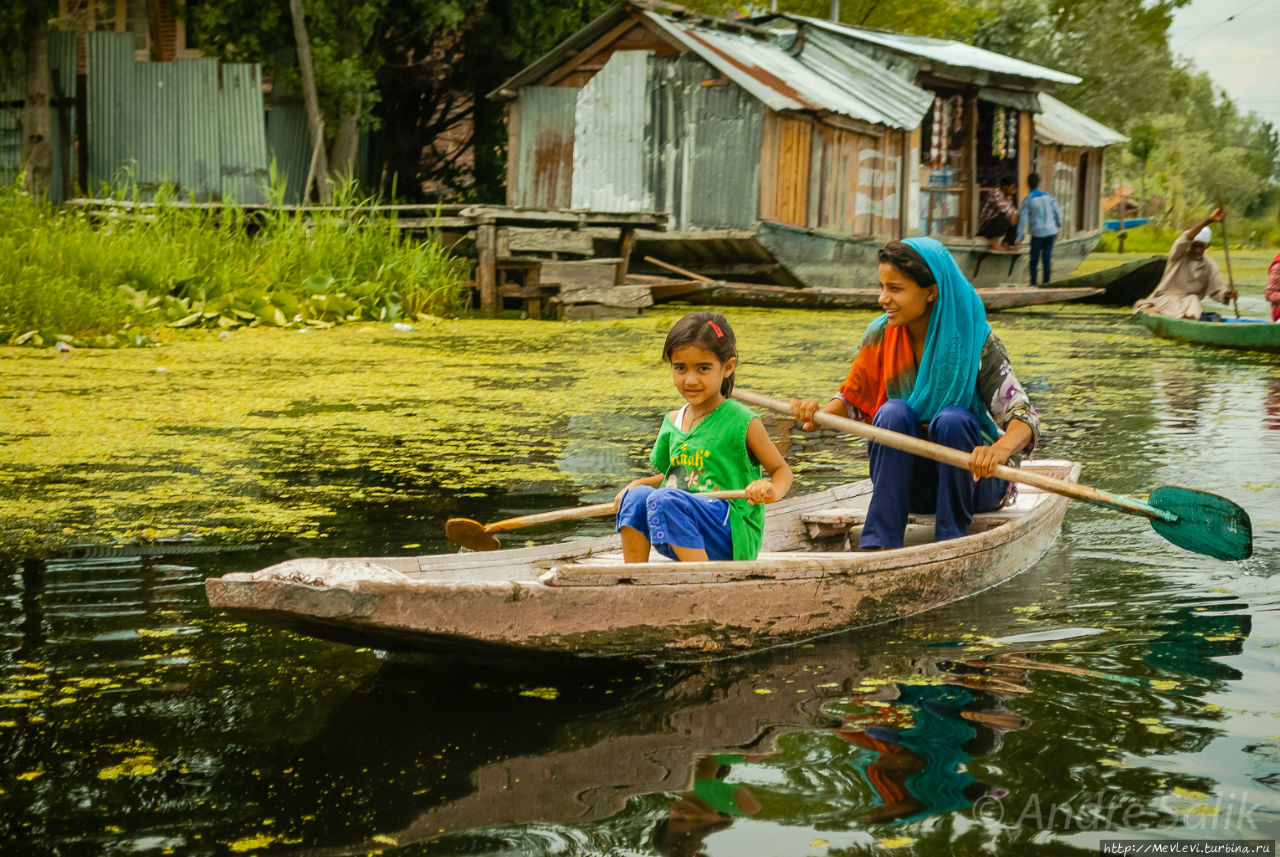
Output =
[{"x1": 614, "y1": 312, "x2": 792, "y2": 563}]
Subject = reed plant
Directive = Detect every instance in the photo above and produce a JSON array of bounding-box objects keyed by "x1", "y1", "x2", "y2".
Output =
[{"x1": 0, "y1": 174, "x2": 470, "y2": 347}]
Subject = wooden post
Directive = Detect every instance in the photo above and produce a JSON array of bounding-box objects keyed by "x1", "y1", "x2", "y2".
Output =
[
  {"x1": 525, "y1": 263, "x2": 543, "y2": 320},
  {"x1": 476, "y1": 221, "x2": 498, "y2": 318},
  {"x1": 965, "y1": 93, "x2": 978, "y2": 237},
  {"x1": 615, "y1": 227, "x2": 637, "y2": 285},
  {"x1": 898, "y1": 130, "x2": 910, "y2": 239}
]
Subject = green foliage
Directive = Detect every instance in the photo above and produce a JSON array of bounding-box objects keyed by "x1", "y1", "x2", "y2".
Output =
[
  {"x1": 973, "y1": 0, "x2": 1279, "y2": 230},
  {"x1": 0, "y1": 178, "x2": 470, "y2": 348},
  {"x1": 1096, "y1": 217, "x2": 1280, "y2": 252},
  {"x1": 678, "y1": 0, "x2": 987, "y2": 39}
]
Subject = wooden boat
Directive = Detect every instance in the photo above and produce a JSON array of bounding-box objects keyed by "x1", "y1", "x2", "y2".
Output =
[
  {"x1": 1135, "y1": 312, "x2": 1280, "y2": 354},
  {"x1": 649, "y1": 279, "x2": 1102, "y2": 312},
  {"x1": 634, "y1": 222, "x2": 1102, "y2": 293},
  {"x1": 753, "y1": 220, "x2": 1103, "y2": 291},
  {"x1": 205, "y1": 459, "x2": 1080, "y2": 662},
  {"x1": 1054, "y1": 255, "x2": 1166, "y2": 305}
]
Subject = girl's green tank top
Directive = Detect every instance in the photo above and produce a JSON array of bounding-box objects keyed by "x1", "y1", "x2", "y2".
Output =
[{"x1": 649, "y1": 398, "x2": 765, "y2": 561}]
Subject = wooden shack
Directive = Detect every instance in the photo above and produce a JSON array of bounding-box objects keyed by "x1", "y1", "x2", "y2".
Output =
[{"x1": 490, "y1": 1, "x2": 1126, "y2": 289}]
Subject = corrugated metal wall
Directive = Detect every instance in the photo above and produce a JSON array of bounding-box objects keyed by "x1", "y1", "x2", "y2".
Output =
[
  {"x1": 571, "y1": 50, "x2": 652, "y2": 212},
  {"x1": 679, "y1": 55, "x2": 762, "y2": 230},
  {"x1": 176, "y1": 58, "x2": 222, "y2": 199},
  {"x1": 87, "y1": 31, "x2": 268, "y2": 202},
  {"x1": 263, "y1": 101, "x2": 309, "y2": 204},
  {"x1": 515, "y1": 86, "x2": 576, "y2": 209},
  {"x1": 217, "y1": 64, "x2": 269, "y2": 202}
]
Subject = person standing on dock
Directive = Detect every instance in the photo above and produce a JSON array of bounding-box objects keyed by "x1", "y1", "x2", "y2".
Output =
[
  {"x1": 1015, "y1": 172, "x2": 1061, "y2": 285},
  {"x1": 1133, "y1": 207, "x2": 1238, "y2": 320}
]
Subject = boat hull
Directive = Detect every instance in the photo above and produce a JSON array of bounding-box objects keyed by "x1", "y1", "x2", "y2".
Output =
[
  {"x1": 655, "y1": 281, "x2": 1101, "y2": 312},
  {"x1": 632, "y1": 222, "x2": 1099, "y2": 291},
  {"x1": 753, "y1": 221, "x2": 1100, "y2": 290},
  {"x1": 1135, "y1": 312, "x2": 1280, "y2": 354},
  {"x1": 1068, "y1": 255, "x2": 1166, "y2": 305},
  {"x1": 206, "y1": 462, "x2": 1080, "y2": 662}
]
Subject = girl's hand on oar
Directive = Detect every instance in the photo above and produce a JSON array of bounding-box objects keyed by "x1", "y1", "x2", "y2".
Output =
[{"x1": 745, "y1": 479, "x2": 777, "y2": 505}]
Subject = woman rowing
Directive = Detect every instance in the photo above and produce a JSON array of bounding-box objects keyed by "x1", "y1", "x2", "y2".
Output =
[{"x1": 791, "y1": 238, "x2": 1040, "y2": 550}]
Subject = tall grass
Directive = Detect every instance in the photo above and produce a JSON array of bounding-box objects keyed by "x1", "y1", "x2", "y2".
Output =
[{"x1": 0, "y1": 177, "x2": 470, "y2": 347}]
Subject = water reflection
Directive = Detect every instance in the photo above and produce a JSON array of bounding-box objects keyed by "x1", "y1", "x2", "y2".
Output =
[
  {"x1": 248, "y1": 615, "x2": 1256, "y2": 855},
  {"x1": 834, "y1": 666, "x2": 1029, "y2": 824},
  {"x1": 652, "y1": 755, "x2": 762, "y2": 857},
  {"x1": 1266, "y1": 376, "x2": 1280, "y2": 432},
  {"x1": 1152, "y1": 360, "x2": 1208, "y2": 430}
]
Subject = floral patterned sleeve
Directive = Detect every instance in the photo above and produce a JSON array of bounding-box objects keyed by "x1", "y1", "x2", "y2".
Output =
[{"x1": 977, "y1": 333, "x2": 1039, "y2": 461}]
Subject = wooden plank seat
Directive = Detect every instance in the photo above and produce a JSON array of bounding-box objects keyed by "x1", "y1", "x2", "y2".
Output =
[{"x1": 799, "y1": 486, "x2": 1046, "y2": 540}]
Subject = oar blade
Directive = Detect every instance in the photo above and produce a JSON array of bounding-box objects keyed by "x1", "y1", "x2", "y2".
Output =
[
  {"x1": 444, "y1": 518, "x2": 501, "y2": 552},
  {"x1": 1148, "y1": 486, "x2": 1252, "y2": 561}
]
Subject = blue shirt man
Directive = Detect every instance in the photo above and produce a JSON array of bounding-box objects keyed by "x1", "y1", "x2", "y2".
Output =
[{"x1": 1016, "y1": 173, "x2": 1061, "y2": 284}]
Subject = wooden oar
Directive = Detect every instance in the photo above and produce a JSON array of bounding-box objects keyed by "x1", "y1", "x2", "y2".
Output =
[
  {"x1": 732, "y1": 389, "x2": 1252, "y2": 561},
  {"x1": 446, "y1": 490, "x2": 748, "y2": 552},
  {"x1": 1221, "y1": 215, "x2": 1240, "y2": 319},
  {"x1": 1215, "y1": 190, "x2": 1240, "y2": 318}
]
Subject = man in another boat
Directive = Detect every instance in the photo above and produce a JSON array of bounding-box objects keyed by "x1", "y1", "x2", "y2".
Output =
[
  {"x1": 1133, "y1": 207, "x2": 1238, "y2": 320},
  {"x1": 977, "y1": 174, "x2": 1019, "y2": 252}
]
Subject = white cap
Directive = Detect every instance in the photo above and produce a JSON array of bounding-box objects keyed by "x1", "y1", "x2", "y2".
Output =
[{"x1": 1193, "y1": 226, "x2": 1212, "y2": 245}]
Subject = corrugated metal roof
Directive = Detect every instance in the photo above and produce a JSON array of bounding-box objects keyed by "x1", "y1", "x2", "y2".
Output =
[
  {"x1": 642, "y1": 11, "x2": 930, "y2": 130},
  {"x1": 780, "y1": 16, "x2": 1081, "y2": 85},
  {"x1": 1035, "y1": 92, "x2": 1127, "y2": 147}
]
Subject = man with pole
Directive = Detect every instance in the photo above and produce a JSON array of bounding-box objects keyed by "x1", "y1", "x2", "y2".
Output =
[{"x1": 1133, "y1": 207, "x2": 1238, "y2": 320}]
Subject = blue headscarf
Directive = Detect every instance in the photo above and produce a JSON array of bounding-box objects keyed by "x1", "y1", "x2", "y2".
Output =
[{"x1": 890, "y1": 237, "x2": 999, "y2": 440}]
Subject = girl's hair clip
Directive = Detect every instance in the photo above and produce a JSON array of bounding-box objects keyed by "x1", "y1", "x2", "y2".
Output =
[{"x1": 708, "y1": 321, "x2": 724, "y2": 338}]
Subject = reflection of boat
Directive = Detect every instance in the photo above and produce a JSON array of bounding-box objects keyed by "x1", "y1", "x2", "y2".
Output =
[
  {"x1": 267, "y1": 637, "x2": 1036, "y2": 854},
  {"x1": 1051, "y1": 255, "x2": 1165, "y2": 306},
  {"x1": 1135, "y1": 312, "x2": 1280, "y2": 354},
  {"x1": 205, "y1": 460, "x2": 1080, "y2": 661},
  {"x1": 649, "y1": 278, "x2": 1102, "y2": 312}
]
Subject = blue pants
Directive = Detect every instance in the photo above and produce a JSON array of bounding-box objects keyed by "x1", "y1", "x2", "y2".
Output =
[
  {"x1": 1029, "y1": 235, "x2": 1054, "y2": 285},
  {"x1": 616, "y1": 485, "x2": 734, "y2": 561},
  {"x1": 861, "y1": 401, "x2": 1009, "y2": 550}
]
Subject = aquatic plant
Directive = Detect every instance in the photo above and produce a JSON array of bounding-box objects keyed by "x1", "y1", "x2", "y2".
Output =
[{"x1": 0, "y1": 177, "x2": 470, "y2": 348}]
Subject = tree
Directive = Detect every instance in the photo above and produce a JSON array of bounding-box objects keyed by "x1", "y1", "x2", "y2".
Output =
[
  {"x1": 676, "y1": 0, "x2": 988, "y2": 40},
  {"x1": 188, "y1": 0, "x2": 609, "y2": 201},
  {"x1": 1, "y1": 1, "x2": 57, "y2": 197}
]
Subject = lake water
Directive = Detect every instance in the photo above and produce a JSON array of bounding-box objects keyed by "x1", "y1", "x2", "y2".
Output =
[{"x1": 2, "y1": 294, "x2": 1278, "y2": 855}]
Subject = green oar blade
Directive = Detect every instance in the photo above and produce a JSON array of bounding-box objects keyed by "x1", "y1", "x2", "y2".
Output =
[{"x1": 1148, "y1": 486, "x2": 1253, "y2": 561}]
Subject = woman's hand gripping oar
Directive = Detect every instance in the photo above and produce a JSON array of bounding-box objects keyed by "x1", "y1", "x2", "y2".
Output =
[
  {"x1": 732, "y1": 389, "x2": 1252, "y2": 561},
  {"x1": 446, "y1": 490, "x2": 748, "y2": 552}
]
